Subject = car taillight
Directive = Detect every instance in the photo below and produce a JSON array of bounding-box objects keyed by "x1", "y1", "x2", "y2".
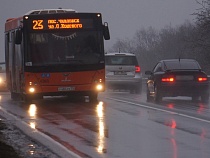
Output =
[
  {"x1": 161, "y1": 77, "x2": 174, "y2": 82},
  {"x1": 135, "y1": 66, "x2": 141, "y2": 73},
  {"x1": 198, "y1": 77, "x2": 208, "y2": 82}
]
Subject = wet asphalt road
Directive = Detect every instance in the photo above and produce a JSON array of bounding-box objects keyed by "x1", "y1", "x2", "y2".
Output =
[{"x1": 0, "y1": 88, "x2": 210, "y2": 158}]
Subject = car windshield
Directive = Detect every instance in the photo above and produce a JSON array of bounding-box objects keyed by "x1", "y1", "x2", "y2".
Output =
[
  {"x1": 105, "y1": 56, "x2": 138, "y2": 65},
  {"x1": 164, "y1": 60, "x2": 200, "y2": 70}
]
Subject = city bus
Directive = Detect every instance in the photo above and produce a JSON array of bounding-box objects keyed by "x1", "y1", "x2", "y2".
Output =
[{"x1": 5, "y1": 9, "x2": 110, "y2": 102}]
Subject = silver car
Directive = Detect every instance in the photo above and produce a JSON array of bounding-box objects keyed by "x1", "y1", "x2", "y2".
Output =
[{"x1": 105, "y1": 52, "x2": 142, "y2": 93}]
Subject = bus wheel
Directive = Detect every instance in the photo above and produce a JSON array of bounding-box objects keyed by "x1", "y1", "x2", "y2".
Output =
[
  {"x1": 11, "y1": 92, "x2": 20, "y2": 101},
  {"x1": 23, "y1": 94, "x2": 32, "y2": 103},
  {"x1": 89, "y1": 92, "x2": 98, "y2": 103},
  {"x1": 35, "y1": 94, "x2": 43, "y2": 100}
]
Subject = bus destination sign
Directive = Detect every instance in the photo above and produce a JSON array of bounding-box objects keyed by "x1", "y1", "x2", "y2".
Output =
[
  {"x1": 47, "y1": 19, "x2": 82, "y2": 29},
  {"x1": 31, "y1": 18, "x2": 92, "y2": 30}
]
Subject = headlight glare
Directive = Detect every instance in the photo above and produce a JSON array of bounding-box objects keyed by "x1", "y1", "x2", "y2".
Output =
[
  {"x1": 29, "y1": 87, "x2": 35, "y2": 93},
  {"x1": 96, "y1": 84, "x2": 103, "y2": 91}
]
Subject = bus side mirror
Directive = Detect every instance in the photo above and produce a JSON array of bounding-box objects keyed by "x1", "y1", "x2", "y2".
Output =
[
  {"x1": 15, "y1": 29, "x2": 22, "y2": 44},
  {"x1": 103, "y1": 22, "x2": 110, "y2": 40}
]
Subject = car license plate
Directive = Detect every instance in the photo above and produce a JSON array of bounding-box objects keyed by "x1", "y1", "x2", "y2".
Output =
[
  {"x1": 114, "y1": 71, "x2": 127, "y2": 75},
  {"x1": 58, "y1": 87, "x2": 75, "y2": 91},
  {"x1": 176, "y1": 75, "x2": 194, "y2": 80}
]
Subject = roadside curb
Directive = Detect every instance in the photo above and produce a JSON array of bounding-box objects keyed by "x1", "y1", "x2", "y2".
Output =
[{"x1": 0, "y1": 107, "x2": 81, "y2": 158}]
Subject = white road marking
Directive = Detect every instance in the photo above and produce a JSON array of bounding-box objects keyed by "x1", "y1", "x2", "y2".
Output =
[{"x1": 107, "y1": 97, "x2": 210, "y2": 124}]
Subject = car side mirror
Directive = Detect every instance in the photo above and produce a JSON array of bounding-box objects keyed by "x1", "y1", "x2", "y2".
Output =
[{"x1": 145, "y1": 71, "x2": 152, "y2": 75}]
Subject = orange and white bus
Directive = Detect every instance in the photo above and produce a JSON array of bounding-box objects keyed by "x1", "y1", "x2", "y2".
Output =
[{"x1": 5, "y1": 9, "x2": 110, "y2": 102}]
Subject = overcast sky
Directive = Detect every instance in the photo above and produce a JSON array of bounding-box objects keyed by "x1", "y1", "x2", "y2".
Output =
[{"x1": 0, "y1": 0, "x2": 200, "y2": 60}]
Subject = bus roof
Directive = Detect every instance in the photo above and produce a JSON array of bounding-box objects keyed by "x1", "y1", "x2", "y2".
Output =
[
  {"x1": 5, "y1": 9, "x2": 76, "y2": 31},
  {"x1": 25, "y1": 9, "x2": 76, "y2": 15}
]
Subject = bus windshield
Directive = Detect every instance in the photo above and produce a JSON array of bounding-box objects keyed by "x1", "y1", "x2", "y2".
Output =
[{"x1": 26, "y1": 31, "x2": 103, "y2": 66}]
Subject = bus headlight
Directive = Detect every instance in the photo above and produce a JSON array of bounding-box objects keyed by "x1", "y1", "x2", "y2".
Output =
[
  {"x1": 96, "y1": 84, "x2": 103, "y2": 91},
  {"x1": 29, "y1": 87, "x2": 35, "y2": 93}
]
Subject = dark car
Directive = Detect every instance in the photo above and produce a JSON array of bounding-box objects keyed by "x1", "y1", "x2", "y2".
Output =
[{"x1": 145, "y1": 59, "x2": 209, "y2": 103}]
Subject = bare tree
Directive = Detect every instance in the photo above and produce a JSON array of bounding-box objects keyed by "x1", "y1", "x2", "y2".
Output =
[
  {"x1": 194, "y1": 0, "x2": 210, "y2": 48},
  {"x1": 109, "y1": 38, "x2": 136, "y2": 53},
  {"x1": 133, "y1": 27, "x2": 160, "y2": 71},
  {"x1": 110, "y1": 23, "x2": 198, "y2": 72},
  {"x1": 192, "y1": 0, "x2": 210, "y2": 73},
  {"x1": 109, "y1": 3, "x2": 210, "y2": 73}
]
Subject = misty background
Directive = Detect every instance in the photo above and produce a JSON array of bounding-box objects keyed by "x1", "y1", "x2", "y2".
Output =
[{"x1": 2, "y1": 0, "x2": 209, "y2": 73}]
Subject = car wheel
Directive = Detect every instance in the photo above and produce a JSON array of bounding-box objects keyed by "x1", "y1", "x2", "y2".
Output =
[
  {"x1": 154, "y1": 86, "x2": 162, "y2": 103},
  {"x1": 192, "y1": 95, "x2": 199, "y2": 102},
  {"x1": 129, "y1": 87, "x2": 135, "y2": 94},
  {"x1": 146, "y1": 89, "x2": 153, "y2": 102},
  {"x1": 201, "y1": 92, "x2": 209, "y2": 103},
  {"x1": 135, "y1": 85, "x2": 142, "y2": 94}
]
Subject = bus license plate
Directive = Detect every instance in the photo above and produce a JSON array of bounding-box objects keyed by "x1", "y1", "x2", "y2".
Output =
[{"x1": 58, "y1": 87, "x2": 75, "y2": 91}]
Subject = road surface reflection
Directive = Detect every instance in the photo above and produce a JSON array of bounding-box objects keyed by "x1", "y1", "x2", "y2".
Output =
[
  {"x1": 1, "y1": 91, "x2": 210, "y2": 158},
  {"x1": 25, "y1": 97, "x2": 108, "y2": 156},
  {"x1": 96, "y1": 101, "x2": 106, "y2": 153},
  {"x1": 28, "y1": 104, "x2": 37, "y2": 129}
]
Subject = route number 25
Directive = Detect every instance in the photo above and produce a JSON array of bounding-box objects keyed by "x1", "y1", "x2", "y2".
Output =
[{"x1": 33, "y1": 20, "x2": 44, "y2": 30}]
